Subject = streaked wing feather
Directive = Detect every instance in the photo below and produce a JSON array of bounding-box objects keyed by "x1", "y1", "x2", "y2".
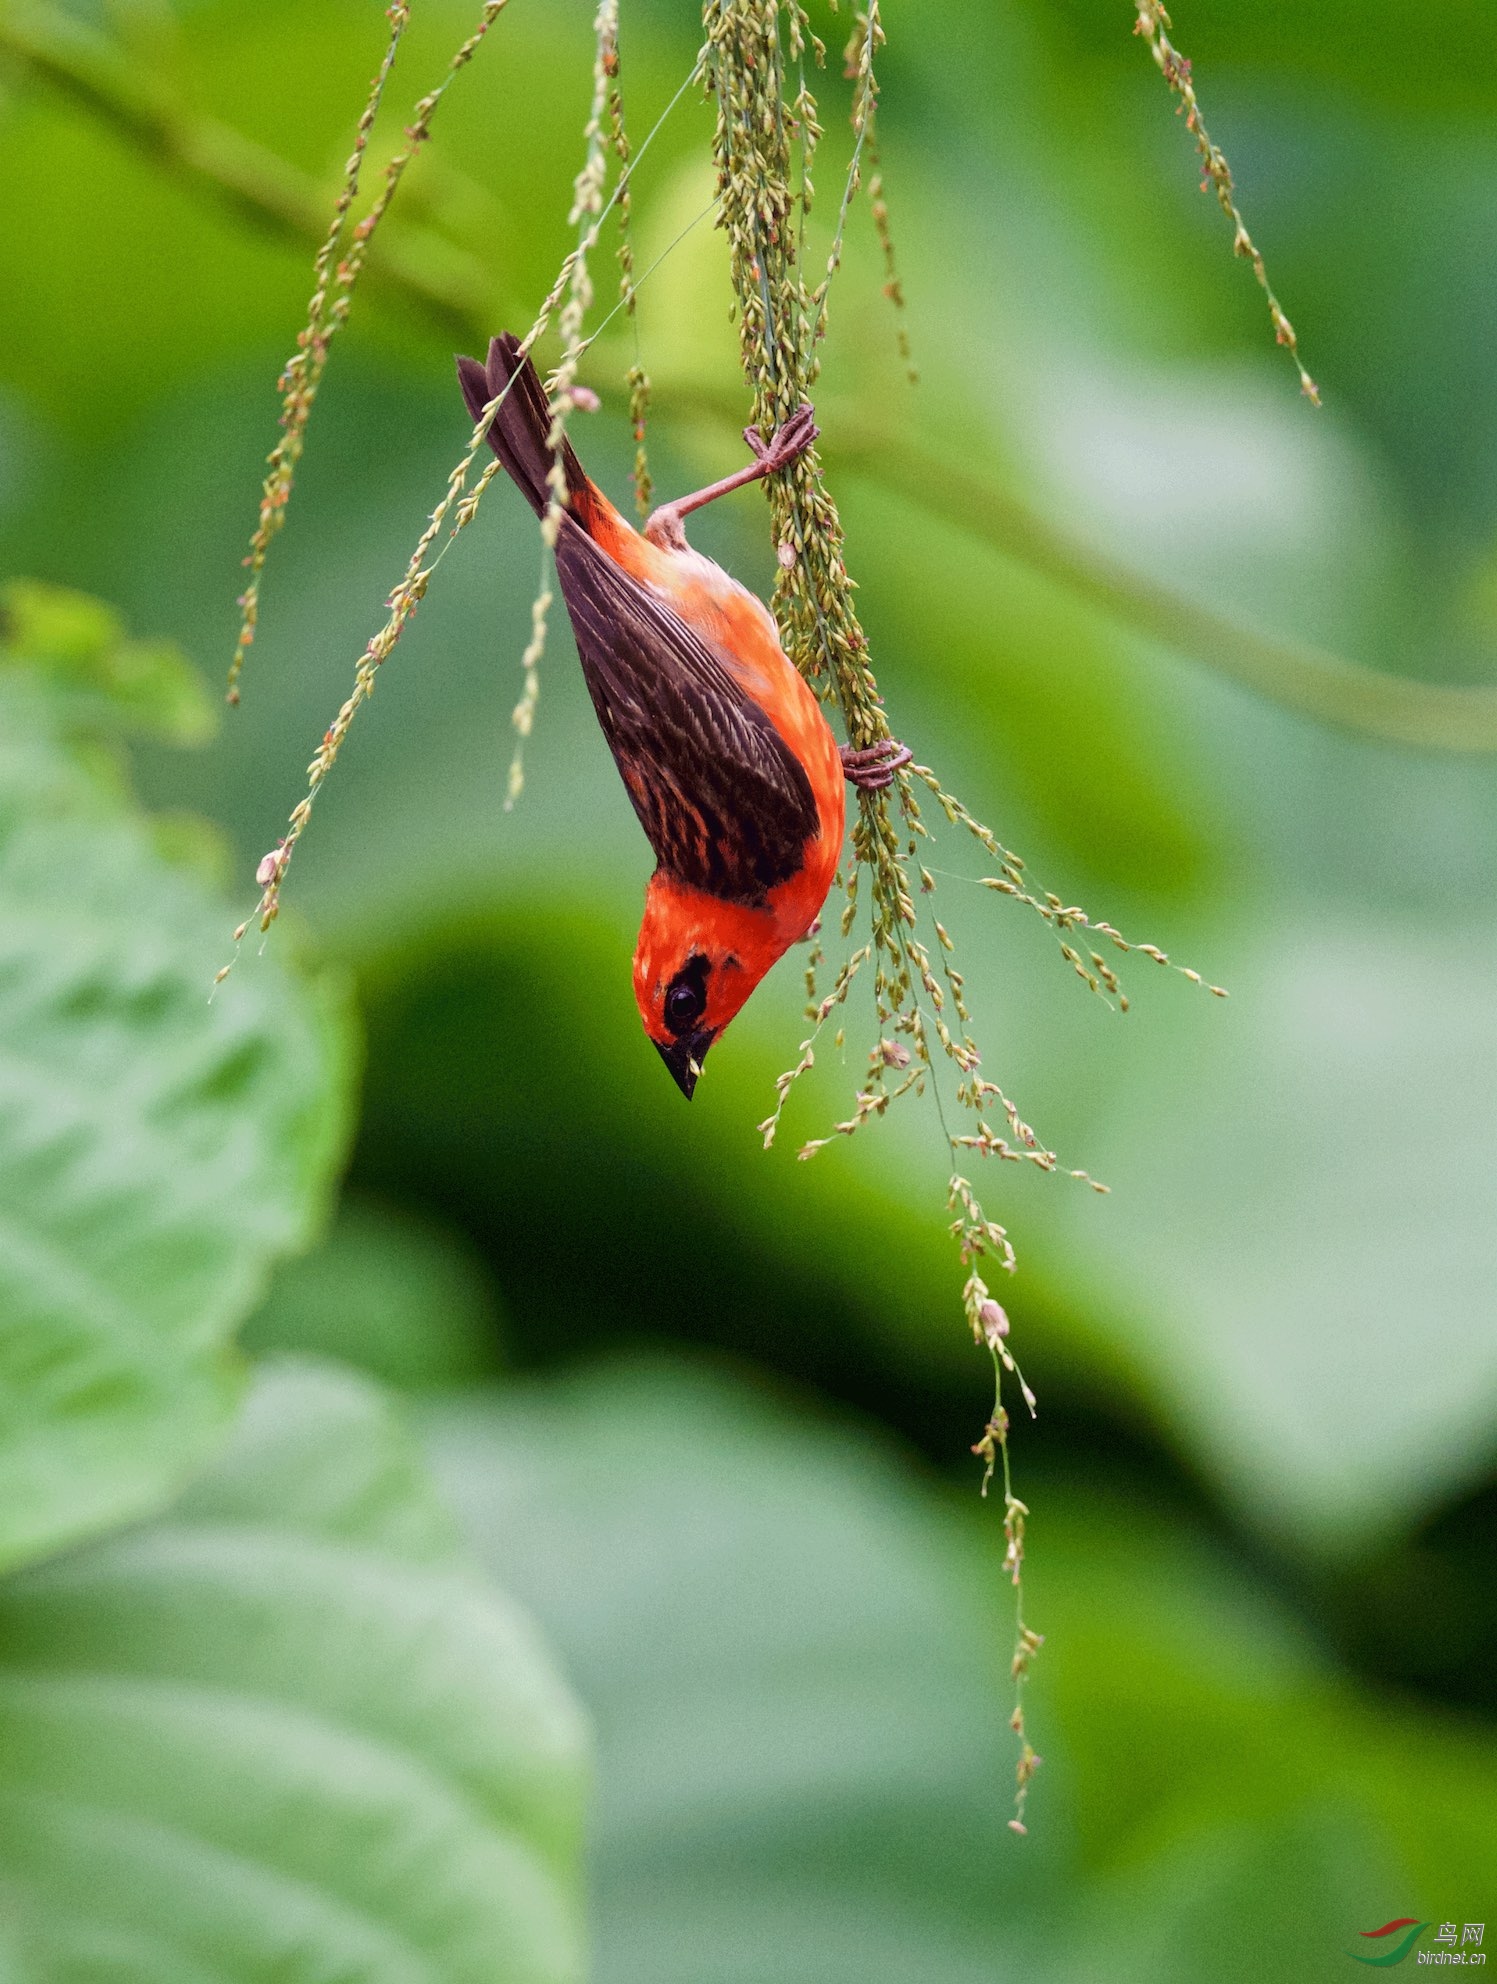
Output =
[{"x1": 554, "y1": 522, "x2": 818, "y2": 903}]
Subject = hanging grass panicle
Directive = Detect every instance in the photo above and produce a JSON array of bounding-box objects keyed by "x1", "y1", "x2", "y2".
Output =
[
  {"x1": 1133, "y1": 0, "x2": 1319, "y2": 405},
  {"x1": 709, "y1": 1, "x2": 1140, "y2": 1291},
  {"x1": 505, "y1": 0, "x2": 622, "y2": 810},
  {"x1": 598, "y1": 15, "x2": 654, "y2": 514},
  {"x1": 973, "y1": 1386, "x2": 1045, "y2": 1835},
  {"x1": 226, "y1": 0, "x2": 515, "y2": 707},
  {"x1": 707, "y1": 0, "x2": 1230, "y2": 1828},
  {"x1": 841, "y1": 15, "x2": 916, "y2": 385},
  {"x1": 225, "y1": 1, "x2": 409, "y2": 708},
  {"x1": 707, "y1": 0, "x2": 1046, "y2": 1814},
  {"x1": 219, "y1": 31, "x2": 706, "y2": 971}
]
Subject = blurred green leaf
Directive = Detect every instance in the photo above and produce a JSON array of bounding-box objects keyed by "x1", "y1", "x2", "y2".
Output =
[
  {"x1": 1031, "y1": 1489, "x2": 1497, "y2": 1981},
  {"x1": 243, "y1": 1193, "x2": 505, "y2": 1390},
  {"x1": 0, "y1": 616, "x2": 354, "y2": 1574},
  {"x1": 1046, "y1": 910, "x2": 1497, "y2": 1556},
  {"x1": 420, "y1": 1358, "x2": 1497, "y2": 1984},
  {"x1": 0, "y1": 1360, "x2": 588, "y2": 1982},
  {"x1": 0, "y1": 577, "x2": 215, "y2": 747},
  {"x1": 421, "y1": 1362, "x2": 1041, "y2": 1984}
]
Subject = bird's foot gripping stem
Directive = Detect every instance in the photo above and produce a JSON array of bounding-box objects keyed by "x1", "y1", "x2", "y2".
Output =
[
  {"x1": 841, "y1": 739, "x2": 914, "y2": 793},
  {"x1": 742, "y1": 402, "x2": 820, "y2": 476}
]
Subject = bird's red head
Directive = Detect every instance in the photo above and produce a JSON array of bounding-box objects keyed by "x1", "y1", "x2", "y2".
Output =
[{"x1": 633, "y1": 872, "x2": 795, "y2": 1098}]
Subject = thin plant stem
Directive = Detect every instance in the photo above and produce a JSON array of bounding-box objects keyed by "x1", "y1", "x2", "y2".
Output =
[
  {"x1": 225, "y1": 1, "x2": 411, "y2": 707},
  {"x1": 506, "y1": 538, "x2": 554, "y2": 811},
  {"x1": 508, "y1": 0, "x2": 621, "y2": 811},
  {"x1": 863, "y1": 123, "x2": 916, "y2": 383},
  {"x1": 227, "y1": 0, "x2": 516, "y2": 705},
  {"x1": 1133, "y1": 0, "x2": 1319, "y2": 403},
  {"x1": 599, "y1": 8, "x2": 655, "y2": 513}
]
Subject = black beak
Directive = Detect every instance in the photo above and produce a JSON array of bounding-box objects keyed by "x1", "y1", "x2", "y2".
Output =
[{"x1": 654, "y1": 1029, "x2": 716, "y2": 1099}]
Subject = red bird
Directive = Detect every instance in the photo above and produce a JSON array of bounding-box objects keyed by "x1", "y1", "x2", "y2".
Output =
[{"x1": 457, "y1": 334, "x2": 909, "y2": 1097}]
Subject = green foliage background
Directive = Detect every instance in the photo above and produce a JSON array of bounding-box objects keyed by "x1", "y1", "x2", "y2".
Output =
[{"x1": 0, "y1": 0, "x2": 1494, "y2": 1978}]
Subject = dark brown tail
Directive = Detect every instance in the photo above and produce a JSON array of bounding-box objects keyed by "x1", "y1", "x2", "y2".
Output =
[{"x1": 455, "y1": 333, "x2": 591, "y2": 519}]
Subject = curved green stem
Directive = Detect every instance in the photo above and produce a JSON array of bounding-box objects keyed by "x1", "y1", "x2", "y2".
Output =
[
  {"x1": 834, "y1": 426, "x2": 1497, "y2": 755},
  {"x1": 0, "y1": 1, "x2": 494, "y2": 339},
  {"x1": 662, "y1": 381, "x2": 1497, "y2": 756}
]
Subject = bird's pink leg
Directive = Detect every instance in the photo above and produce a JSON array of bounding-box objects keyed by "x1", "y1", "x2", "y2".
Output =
[{"x1": 644, "y1": 403, "x2": 819, "y2": 550}]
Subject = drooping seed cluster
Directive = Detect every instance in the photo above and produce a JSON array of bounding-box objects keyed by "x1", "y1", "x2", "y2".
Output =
[
  {"x1": 597, "y1": 17, "x2": 654, "y2": 514},
  {"x1": 705, "y1": 0, "x2": 1234, "y2": 1833},
  {"x1": 705, "y1": 2, "x2": 926, "y2": 1118},
  {"x1": 226, "y1": 0, "x2": 515, "y2": 708},
  {"x1": 222, "y1": 23, "x2": 682, "y2": 963},
  {"x1": 705, "y1": 0, "x2": 1057, "y2": 1826},
  {"x1": 505, "y1": 0, "x2": 625, "y2": 811},
  {"x1": 1133, "y1": 0, "x2": 1319, "y2": 404}
]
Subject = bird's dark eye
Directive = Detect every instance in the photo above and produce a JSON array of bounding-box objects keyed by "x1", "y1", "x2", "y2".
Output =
[
  {"x1": 665, "y1": 982, "x2": 703, "y2": 1029},
  {"x1": 663, "y1": 955, "x2": 710, "y2": 1036}
]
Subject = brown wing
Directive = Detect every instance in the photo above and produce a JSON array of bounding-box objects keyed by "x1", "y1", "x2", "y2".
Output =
[{"x1": 553, "y1": 519, "x2": 819, "y2": 905}]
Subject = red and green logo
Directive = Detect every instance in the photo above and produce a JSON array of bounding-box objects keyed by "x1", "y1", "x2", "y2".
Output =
[{"x1": 1349, "y1": 1920, "x2": 1429, "y2": 1967}]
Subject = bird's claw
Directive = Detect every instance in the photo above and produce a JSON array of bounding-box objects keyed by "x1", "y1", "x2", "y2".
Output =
[
  {"x1": 841, "y1": 739, "x2": 914, "y2": 792},
  {"x1": 743, "y1": 401, "x2": 819, "y2": 473}
]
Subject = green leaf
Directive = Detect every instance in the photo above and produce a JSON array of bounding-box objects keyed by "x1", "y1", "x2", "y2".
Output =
[
  {"x1": 0, "y1": 649, "x2": 354, "y2": 1574},
  {"x1": 242, "y1": 1194, "x2": 506, "y2": 1390},
  {"x1": 0, "y1": 578, "x2": 215, "y2": 747},
  {"x1": 0, "y1": 1360, "x2": 588, "y2": 1983},
  {"x1": 1044, "y1": 910, "x2": 1497, "y2": 1555},
  {"x1": 1028, "y1": 1487, "x2": 1497, "y2": 1981},
  {"x1": 422, "y1": 1363, "x2": 1057, "y2": 1984},
  {"x1": 419, "y1": 1360, "x2": 1497, "y2": 1984}
]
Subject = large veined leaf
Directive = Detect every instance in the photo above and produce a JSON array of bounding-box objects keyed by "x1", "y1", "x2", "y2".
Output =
[
  {"x1": 0, "y1": 1360, "x2": 588, "y2": 1984},
  {"x1": 0, "y1": 597, "x2": 353, "y2": 1572},
  {"x1": 419, "y1": 1360, "x2": 1497, "y2": 1984},
  {"x1": 423, "y1": 1363, "x2": 1041, "y2": 1984}
]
